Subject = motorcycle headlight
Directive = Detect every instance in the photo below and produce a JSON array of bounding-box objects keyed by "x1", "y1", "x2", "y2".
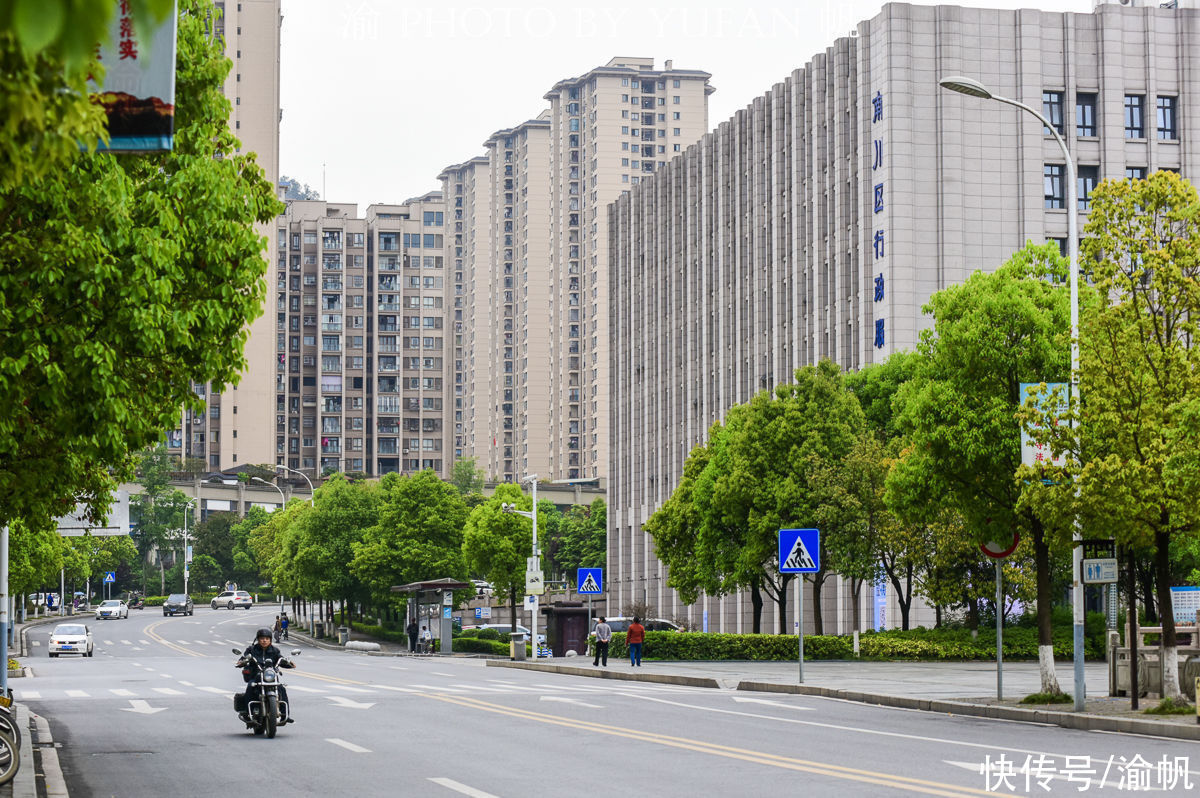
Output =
[{"x1": 263, "y1": 669, "x2": 276, "y2": 682}]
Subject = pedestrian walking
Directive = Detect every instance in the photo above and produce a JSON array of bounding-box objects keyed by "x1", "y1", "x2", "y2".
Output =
[
  {"x1": 407, "y1": 620, "x2": 419, "y2": 653},
  {"x1": 592, "y1": 616, "x2": 612, "y2": 667},
  {"x1": 420, "y1": 625, "x2": 433, "y2": 654},
  {"x1": 272, "y1": 615, "x2": 283, "y2": 642},
  {"x1": 627, "y1": 616, "x2": 645, "y2": 666},
  {"x1": 280, "y1": 613, "x2": 290, "y2": 641}
]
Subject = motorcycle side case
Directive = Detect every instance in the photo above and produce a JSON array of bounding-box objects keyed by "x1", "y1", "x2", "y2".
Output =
[{"x1": 233, "y1": 693, "x2": 248, "y2": 713}]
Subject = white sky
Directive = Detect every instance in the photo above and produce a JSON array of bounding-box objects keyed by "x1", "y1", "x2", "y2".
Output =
[{"x1": 279, "y1": 0, "x2": 1089, "y2": 209}]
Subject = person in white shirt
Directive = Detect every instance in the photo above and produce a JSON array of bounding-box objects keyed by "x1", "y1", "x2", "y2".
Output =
[{"x1": 592, "y1": 617, "x2": 612, "y2": 667}]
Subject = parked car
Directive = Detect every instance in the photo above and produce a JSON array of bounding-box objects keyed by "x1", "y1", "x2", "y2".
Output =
[
  {"x1": 48, "y1": 623, "x2": 94, "y2": 658},
  {"x1": 590, "y1": 617, "x2": 682, "y2": 635},
  {"x1": 210, "y1": 590, "x2": 253, "y2": 610},
  {"x1": 95, "y1": 600, "x2": 128, "y2": 620},
  {"x1": 162, "y1": 593, "x2": 194, "y2": 616},
  {"x1": 462, "y1": 623, "x2": 545, "y2": 645}
]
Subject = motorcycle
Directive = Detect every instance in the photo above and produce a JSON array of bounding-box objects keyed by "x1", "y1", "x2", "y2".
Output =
[
  {"x1": 128, "y1": 597, "x2": 145, "y2": 610},
  {"x1": 231, "y1": 647, "x2": 300, "y2": 738}
]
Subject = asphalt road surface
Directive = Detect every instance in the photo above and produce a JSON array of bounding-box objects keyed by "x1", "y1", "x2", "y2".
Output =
[{"x1": 18, "y1": 607, "x2": 1200, "y2": 797}]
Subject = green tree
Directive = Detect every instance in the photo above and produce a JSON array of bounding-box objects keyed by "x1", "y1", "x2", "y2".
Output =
[
  {"x1": 1029, "y1": 172, "x2": 1200, "y2": 700},
  {"x1": 449, "y1": 457, "x2": 486, "y2": 496},
  {"x1": 894, "y1": 241, "x2": 1071, "y2": 694},
  {"x1": 8, "y1": 519, "x2": 66, "y2": 598},
  {"x1": 557, "y1": 498, "x2": 607, "y2": 579},
  {"x1": 462, "y1": 484, "x2": 539, "y2": 630},
  {"x1": 706, "y1": 361, "x2": 865, "y2": 634},
  {"x1": 1, "y1": 1, "x2": 174, "y2": 65},
  {"x1": 129, "y1": 445, "x2": 192, "y2": 594},
  {"x1": 186, "y1": 553, "x2": 222, "y2": 595},
  {"x1": 0, "y1": 0, "x2": 283, "y2": 533},
  {"x1": 229, "y1": 506, "x2": 271, "y2": 588},
  {"x1": 192, "y1": 512, "x2": 238, "y2": 577},
  {"x1": 291, "y1": 476, "x2": 376, "y2": 622},
  {"x1": 351, "y1": 470, "x2": 469, "y2": 607}
]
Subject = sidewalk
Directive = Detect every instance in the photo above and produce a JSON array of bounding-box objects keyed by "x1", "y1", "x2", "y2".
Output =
[{"x1": 485, "y1": 657, "x2": 1200, "y2": 742}]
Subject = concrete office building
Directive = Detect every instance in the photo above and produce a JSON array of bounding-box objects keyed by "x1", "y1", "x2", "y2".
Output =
[
  {"x1": 169, "y1": 0, "x2": 282, "y2": 471},
  {"x1": 445, "y1": 58, "x2": 712, "y2": 484},
  {"x1": 274, "y1": 196, "x2": 452, "y2": 478},
  {"x1": 609, "y1": 0, "x2": 1198, "y2": 633}
]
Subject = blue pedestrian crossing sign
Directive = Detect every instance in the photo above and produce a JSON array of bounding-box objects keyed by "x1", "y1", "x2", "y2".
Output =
[
  {"x1": 103, "y1": 571, "x2": 116, "y2": 584},
  {"x1": 778, "y1": 529, "x2": 820, "y2": 573},
  {"x1": 577, "y1": 568, "x2": 603, "y2": 595}
]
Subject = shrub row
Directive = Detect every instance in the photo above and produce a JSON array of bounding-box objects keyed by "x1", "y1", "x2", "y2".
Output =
[
  {"x1": 452, "y1": 637, "x2": 512, "y2": 656},
  {"x1": 591, "y1": 626, "x2": 1107, "y2": 662}
]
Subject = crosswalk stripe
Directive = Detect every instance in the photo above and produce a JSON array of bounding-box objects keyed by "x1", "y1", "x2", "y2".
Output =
[
  {"x1": 139, "y1": 640, "x2": 151, "y2": 645},
  {"x1": 373, "y1": 685, "x2": 417, "y2": 693},
  {"x1": 287, "y1": 685, "x2": 326, "y2": 694},
  {"x1": 451, "y1": 684, "x2": 511, "y2": 693},
  {"x1": 103, "y1": 640, "x2": 114, "y2": 645},
  {"x1": 408, "y1": 683, "x2": 467, "y2": 693},
  {"x1": 65, "y1": 690, "x2": 88, "y2": 698},
  {"x1": 152, "y1": 688, "x2": 185, "y2": 696},
  {"x1": 197, "y1": 686, "x2": 233, "y2": 696},
  {"x1": 326, "y1": 684, "x2": 375, "y2": 694},
  {"x1": 192, "y1": 640, "x2": 207, "y2": 645},
  {"x1": 31, "y1": 641, "x2": 39, "y2": 647},
  {"x1": 120, "y1": 640, "x2": 132, "y2": 645},
  {"x1": 19, "y1": 691, "x2": 40, "y2": 700},
  {"x1": 110, "y1": 689, "x2": 135, "y2": 697}
]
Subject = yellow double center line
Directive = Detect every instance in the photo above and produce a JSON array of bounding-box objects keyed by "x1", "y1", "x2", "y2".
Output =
[
  {"x1": 144, "y1": 620, "x2": 206, "y2": 658},
  {"x1": 427, "y1": 693, "x2": 996, "y2": 798}
]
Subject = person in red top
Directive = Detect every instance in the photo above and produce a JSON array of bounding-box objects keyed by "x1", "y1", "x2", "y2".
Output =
[{"x1": 626, "y1": 616, "x2": 646, "y2": 667}]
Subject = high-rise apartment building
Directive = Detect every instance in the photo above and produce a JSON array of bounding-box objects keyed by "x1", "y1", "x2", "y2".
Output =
[
  {"x1": 169, "y1": 0, "x2": 281, "y2": 470},
  {"x1": 609, "y1": 0, "x2": 1199, "y2": 633},
  {"x1": 274, "y1": 197, "x2": 452, "y2": 479},
  {"x1": 447, "y1": 58, "x2": 712, "y2": 483}
]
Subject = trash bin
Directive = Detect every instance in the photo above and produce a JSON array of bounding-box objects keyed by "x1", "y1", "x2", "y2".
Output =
[
  {"x1": 509, "y1": 632, "x2": 527, "y2": 661},
  {"x1": 338, "y1": 626, "x2": 350, "y2": 645},
  {"x1": 313, "y1": 621, "x2": 324, "y2": 639}
]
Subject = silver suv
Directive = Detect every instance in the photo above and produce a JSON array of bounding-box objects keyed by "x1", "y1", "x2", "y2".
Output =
[{"x1": 211, "y1": 590, "x2": 253, "y2": 610}]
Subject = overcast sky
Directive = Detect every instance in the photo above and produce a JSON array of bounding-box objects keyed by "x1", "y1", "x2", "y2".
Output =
[{"x1": 279, "y1": 0, "x2": 1088, "y2": 209}]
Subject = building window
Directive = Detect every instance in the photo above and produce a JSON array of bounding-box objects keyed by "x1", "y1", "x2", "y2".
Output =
[
  {"x1": 1125, "y1": 166, "x2": 1146, "y2": 181},
  {"x1": 673, "y1": 144, "x2": 681, "y2": 152},
  {"x1": 673, "y1": 128, "x2": 680, "y2": 136},
  {"x1": 1124, "y1": 95, "x2": 1145, "y2": 138},
  {"x1": 1044, "y1": 164, "x2": 1064, "y2": 209},
  {"x1": 673, "y1": 112, "x2": 680, "y2": 120},
  {"x1": 1157, "y1": 96, "x2": 1177, "y2": 140},
  {"x1": 672, "y1": 79, "x2": 680, "y2": 88},
  {"x1": 672, "y1": 96, "x2": 680, "y2": 104},
  {"x1": 1077, "y1": 165, "x2": 1099, "y2": 211},
  {"x1": 1076, "y1": 93, "x2": 1097, "y2": 137},
  {"x1": 1042, "y1": 91, "x2": 1064, "y2": 135}
]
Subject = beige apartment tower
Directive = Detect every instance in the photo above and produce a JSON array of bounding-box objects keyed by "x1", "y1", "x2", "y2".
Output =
[
  {"x1": 169, "y1": 0, "x2": 281, "y2": 471},
  {"x1": 274, "y1": 197, "x2": 453, "y2": 479},
  {"x1": 447, "y1": 58, "x2": 711, "y2": 483}
]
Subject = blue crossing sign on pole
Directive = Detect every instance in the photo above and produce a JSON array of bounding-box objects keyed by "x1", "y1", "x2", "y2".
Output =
[
  {"x1": 577, "y1": 568, "x2": 603, "y2": 595},
  {"x1": 778, "y1": 529, "x2": 820, "y2": 573},
  {"x1": 103, "y1": 571, "x2": 116, "y2": 584}
]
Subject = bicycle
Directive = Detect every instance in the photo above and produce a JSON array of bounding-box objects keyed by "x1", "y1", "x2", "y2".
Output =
[{"x1": 0, "y1": 692, "x2": 20, "y2": 786}]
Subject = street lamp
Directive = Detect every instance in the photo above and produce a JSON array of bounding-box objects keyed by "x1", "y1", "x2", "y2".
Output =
[
  {"x1": 501, "y1": 473, "x2": 541, "y2": 658},
  {"x1": 939, "y1": 75, "x2": 1084, "y2": 712},
  {"x1": 252, "y1": 476, "x2": 287, "y2": 511},
  {"x1": 182, "y1": 498, "x2": 197, "y2": 598},
  {"x1": 275, "y1": 464, "x2": 314, "y2": 504}
]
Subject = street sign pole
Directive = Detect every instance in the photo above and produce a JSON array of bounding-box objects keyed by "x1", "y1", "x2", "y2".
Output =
[
  {"x1": 779, "y1": 529, "x2": 820, "y2": 686},
  {"x1": 798, "y1": 582, "x2": 805, "y2": 684},
  {"x1": 996, "y1": 561, "x2": 1003, "y2": 701}
]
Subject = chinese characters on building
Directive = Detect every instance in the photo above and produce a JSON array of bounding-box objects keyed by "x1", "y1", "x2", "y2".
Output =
[
  {"x1": 872, "y1": 89, "x2": 886, "y2": 349},
  {"x1": 118, "y1": 1, "x2": 139, "y2": 60}
]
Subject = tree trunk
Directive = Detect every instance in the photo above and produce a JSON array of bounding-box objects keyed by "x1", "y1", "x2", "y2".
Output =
[
  {"x1": 811, "y1": 572, "x2": 825, "y2": 636},
  {"x1": 1032, "y1": 520, "x2": 1062, "y2": 695},
  {"x1": 750, "y1": 581, "x2": 763, "y2": 634},
  {"x1": 775, "y1": 573, "x2": 791, "y2": 635},
  {"x1": 935, "y1": 603, "x2": 942, "y2": 629},
  {"x1": 888, "y1": 563, "x2": 914, "y2": 631},
  {"x1": 966, "y1": 596, "x2": 979, "y2": 631},
  {"x1": 1138, "y1": 559, "x2": 1157, "y2": 623},
  {"x1": 850, "y1": 578, "x2": 861, "y2": 634},
  {"x1": 1153, "y1": 525, "x2": 1182, "y2": 700}
]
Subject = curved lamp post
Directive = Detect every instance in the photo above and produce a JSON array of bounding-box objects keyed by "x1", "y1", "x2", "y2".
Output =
[
  {"x1": 939, "y1": 76, "x2": 1083, "y2": 712},
  {"x1": 275, "y1": 464, "x2": 315, "y2": 505}
]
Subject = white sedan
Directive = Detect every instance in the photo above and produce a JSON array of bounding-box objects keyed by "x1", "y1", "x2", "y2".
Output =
[
  {"x1": 95, "y1": 600, "x2": 128, "y2": 620},
  {"x1": 48, "y1": 624, "x2": 94, "y2": 658}
]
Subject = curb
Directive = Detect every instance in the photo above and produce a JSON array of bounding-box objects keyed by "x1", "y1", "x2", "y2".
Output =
[
  {"x1": 16, "y1": 617, "x2": 63, "y2": 658},
  {"x1": 487, "y1": 662, "x2": 1200, "y2": 742},
  {"x1": 486, "y1": 659, "x2": 723, "y2": 689}
]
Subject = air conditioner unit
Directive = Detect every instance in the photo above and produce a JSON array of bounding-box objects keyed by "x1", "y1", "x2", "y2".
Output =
[{"x1": 402, "y1": 448, "x2": 409, "y2": 454}]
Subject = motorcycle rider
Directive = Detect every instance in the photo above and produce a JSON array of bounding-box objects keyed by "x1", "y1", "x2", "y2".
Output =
[{"x1": 237, "y1": 628, "x2": 296, "y2": 724}]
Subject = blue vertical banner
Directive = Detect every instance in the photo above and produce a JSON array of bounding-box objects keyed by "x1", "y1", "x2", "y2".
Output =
[{"x1": 874, "y1": 579, "x2": 888, "y2": 631}]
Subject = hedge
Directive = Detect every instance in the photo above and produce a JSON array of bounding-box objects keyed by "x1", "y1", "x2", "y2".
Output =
[
  {"x1": 349, "y1": 621, "x2": 408, "y2": 644},
  {"x1": 452, "y1": 637, "x2": 512, "y2": 656},
  {"x1": 591, "y1": 626, "x2": 1107, "y2": 662}
]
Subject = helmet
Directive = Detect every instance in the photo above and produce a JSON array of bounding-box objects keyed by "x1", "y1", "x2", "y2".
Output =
[{"x1": 256, "y1": 628, "x2": 273, "y2": 640}]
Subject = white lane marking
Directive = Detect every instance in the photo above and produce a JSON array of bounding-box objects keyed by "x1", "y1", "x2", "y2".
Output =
[
  {"x1": 192, "y1": 640, "x2": 207, "y2": 645},
  {"x1": 158, "y1": 674, "x2": 172, "y2": 679},
  {"x1": 120, "y1": 699, "x2": 166, "y2": 715},
  {"x1": 432, "y1": 672, "x2": 455, "y2": 677},
  {"x1": 120, "y1": 640, "x2": 132, "y2": 645},
  {"x1": 450, "y1": 684, "x2": 512, "y2": 693},
  {"x1": 19, "y1": 691, "x2": 41, "y2": 700},
  {"x1": 65, "y1": 690, "x2": 89, "y2": 698},
  {"x1": 197, "y1": 686, "x2": 234, "y2": 696},
  {"x1": 139, "y1": 640, "x2": 151, "y2": 645},
  {"x1": 152, "y1": 687, "x2": 186, "y2": 696},
  {"x1": 373, "y1": 685, "x2": 418, "y2": 693},
  {"x1": 540, "y1": 696, "x2": 602, "y2": 709},
  {"x1": 428, "y1": 777, "x2": 498, "y2": 797},
  {"x1": 179, "y1": 681, "x2": 194, "y2": 687},
  {"x1": 132, "y1": 647, "x2": 144, "y2": 651},
  {"x1": 131, "y1": 662, "x2": 142, "y2": 667},
  {"x1": 731, "y1": 696, "x2": 816, "y2": 711},
  {"x1": 408, "y1": 683, "x2": 467, "y2": 693},
  {"x1": 326, "y1": 738, "x2": 371, "y2": 753},
  {"x1": 31, "y1": 641, "x2": 40, "y2": 647},
  {"x1": 388, "y1": 666, "x2": 408, "y2": 671},
  {"x1": 103, "y1": 640, "x2": 114, "y2": 645},
  {"x1": 110, "y1": 689, "x2": 135, "y2": 697},
  {"x1": 325, "y1": 695, "x2": 375, "y2": 710},
  {"x1": 481, "y1": 682, "x2": 547, "y2": 693},
  {"x1": 325, "y1": 684, "x2": 375, "y2": 694},
  {"x1": 287, "y1": 685, "x2": 327, "y2": 694}
]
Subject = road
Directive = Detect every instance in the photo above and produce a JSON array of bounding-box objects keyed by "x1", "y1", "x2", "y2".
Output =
[{"x1": 18, "y1": 607, "x2": 1200, "y2": 797}]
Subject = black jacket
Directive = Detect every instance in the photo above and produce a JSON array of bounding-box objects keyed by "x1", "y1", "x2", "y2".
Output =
[{"x1": 241, "y1": 642, "x2": 294, "y2": 669}]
